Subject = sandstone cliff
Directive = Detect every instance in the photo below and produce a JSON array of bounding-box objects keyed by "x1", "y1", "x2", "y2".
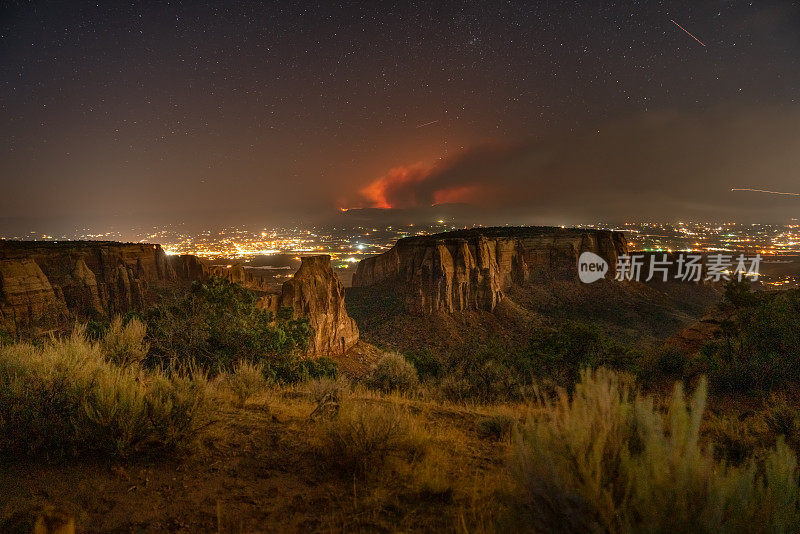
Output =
[
  {"x1": 1, "y1": 242, "x2": 359, "y2": 357},
  {"x1": 169, "y1": 255, "x2": 279, "y2": 292},
  {"x1": 352, "y1": 226, "x2": 628, "y2": 313},
  {"x1": 259, "y1": 255, "x2": 359, "y2": 356},
  {"x1": 0, "y1": 241, "x2": 177, "y2": 335}
]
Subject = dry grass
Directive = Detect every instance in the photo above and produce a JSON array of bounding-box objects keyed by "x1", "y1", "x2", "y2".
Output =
[
  {"x1": 102, "y1": 316, "x2": 149, "y2": 368},
  {"x1": 363, "y1": 351, "x2": 420, "y2": 394},
  {"x1": 307, "y1": 375, "x2": 351, "y2": 404},
  {"x1": 0, "y1": 325, "x2": 209, "y2": 458},
  {"x1": 314, "y1": 399, "x2": 430, "y2": 476},
  {"x1": 223, "y1": 359, "x2": 268, "y2": 407},
  {"x1": 509, "y1": 367, "x2": 800, "y2": 533}
]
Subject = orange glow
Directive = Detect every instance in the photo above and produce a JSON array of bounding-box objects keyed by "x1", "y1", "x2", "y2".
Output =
[
  {"x1": 432, "y1": 184, "x2": 483, "y2": 205},
  {"x1": 359, "y1": 163, "x2": 430, "y2": 209}
]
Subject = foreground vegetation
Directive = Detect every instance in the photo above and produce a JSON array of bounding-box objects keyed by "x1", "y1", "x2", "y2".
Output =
[
  {"x1": 3, "y1": 280, "x2": 800, "y2": 531},
  {"x1": 510, "y1": 369, "x2": 800, "y2": 533},
  {"x1": 0, "y1": 323, "x2": 210, "y2": 459}
]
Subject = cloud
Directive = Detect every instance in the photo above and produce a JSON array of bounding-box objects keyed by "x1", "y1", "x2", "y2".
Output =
[
  {"x1": 357, "y1": 163, "x2": 431, "y2": 209},
  {"x1": 347, "y1": 106, "x2": 800, "y2": 223}
]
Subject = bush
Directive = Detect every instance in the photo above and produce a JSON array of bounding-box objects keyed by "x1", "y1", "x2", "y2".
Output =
[
  {"x1": 315, "y1": 400, "x2": 428, "y2": 475},
  {"x1": 635, "y1": 345, "x2": 689, "y2": 386},
  {"x1": 477, "y1": 414, "x2": 514, "y2": 441},
  {"x1": 224, "y1": 360, "x2": 268, "y2": 407},
  {"x1": 364, "y1": 352, "x2": 419, "y2": 393},
  {"x1": 426, "y1": 324, "x2": 637, "y2": 404},
  {"x1": 764, "y1": 393, "x2": 800, "y2": 451},
  {"x1": 508, "y1": 367, "x2": 800, "y2": 533},
  {"x1": 267, "y1": 356, "x2": 338, "y2": 384},
  {"x1": 707, "y1": 413, "x2": 762, "y2": 465},
  {"x1": 102, "y1": 316, "x2": 149, "y2": 368},
  {"x1": 143, "y1": 277, "x2": 312, "y2": 374},
  {"x1": 526, "y1": 321, "x2": 636, "y2": 388},
  {"x1": 0, "y1": 326, "x2": 209, "y2": 459},
  {"x1": 405, "y1": 348, "x2": 443, "y2": 379},
  {"x1": 307, "y1": 375, "x2": 351, "y2": 404},
  {"x1": 434, "y1": 342, "x2": 529, "y2": 403},
  {"x1": 702, "y1": 288, "x2": 800, "y2": 393},
  {"x1": 0, "y1": 329, "x2": 13, "y2": 346}
]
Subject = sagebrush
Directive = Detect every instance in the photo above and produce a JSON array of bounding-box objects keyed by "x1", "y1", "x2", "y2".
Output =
[
  {"x1": 0, "y1": 325, "x2": 209, "y2": 458},
  {"x1": 509, "y1": 367, "x2": 800, "y2": 533}
]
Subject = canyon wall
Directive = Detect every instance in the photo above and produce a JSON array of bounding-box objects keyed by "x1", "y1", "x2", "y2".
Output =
[
  {"x1": 0, "y1": 242, "x2": 359, "y2": 357},
  {"x1": 169, "y1": 255, "x2": 280, "y2": 292},
  {"x1": 352, "y1": 227, "x2": 628, "y2": 313},
  {"x1": 0, "y1": 241, "x2": 177, "y2": 335}
]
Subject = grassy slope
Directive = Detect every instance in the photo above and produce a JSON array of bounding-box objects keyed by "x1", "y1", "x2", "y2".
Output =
[
  {"x1": 3, "y1": 378, "x2": 798, "y2": 532},
  {"x1": 0, "y1": 386, "x2": 513, "y2": 533}
]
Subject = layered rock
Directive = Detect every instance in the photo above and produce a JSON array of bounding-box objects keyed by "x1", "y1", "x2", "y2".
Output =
[
  {"x1": 259, "y1": 255, "x2": 359, "y2": 356},
  {"x1": 353, "y1": 226, "x2": 628, "y2": 314},
  {"x1": 0, "y1": 241, "x2": 177, "y2": 334},
  {"x1": 1, "y1": 241, "x2": 359, "y2": 357},
  {"x1": 169, "y1": 255, "x2": 279, "y2": 292},
  {"x1": 205, "y1": 263, "x2": 275, "y2": 292},
  {"x1": 169, "y1": 254, "x2": 207, "y2": 282}
]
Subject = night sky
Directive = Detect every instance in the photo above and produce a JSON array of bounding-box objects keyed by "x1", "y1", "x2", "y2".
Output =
[{"x1": 2, "y1": 1, "x2": 799, "y2": 232}]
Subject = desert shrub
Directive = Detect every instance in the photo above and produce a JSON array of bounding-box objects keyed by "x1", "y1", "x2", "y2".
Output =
[
  {"x1": 702, "y1": 287, "x2": 800, "y2": 393},
  {"x1": 428, "y1": 324, "x2": 636, "y2": 403},
  {"x1": 707, "y1": 413, "x2": 763, "y2": 465},
  {"x1": 364, "y1": 352, "x2": 419, "y2": 393},
  {"x1": 102, "y1": 316, "x2": 149, "y2": 368},
  {"x1": 0, "y1": 326, "x2": 209, "y2": 458},
  {"x1": 437, "y1": 374, "x2": 475, "y2": 403},
  {"x1": 635, "y1": 344, "x2": 689, "y2": 387},
  {"x1": 433, "y1": 341, "x2": 531, "y2": 403},
  {"x1": 723, "y1": 279, "x2": 760, "y2": 309},
  {"x1": 477, "y1": 414, "x2": 514, "y2": 441},
  {"x1": 307, "y1": 375, "x2": 351, "y2": 404},
  {"x1": 0, "y1": 329, "x2": 13, "y2": 346},
  {"x1": 650, "y1": 345, "x2": 688, "y2": 377},
  {"x1": 315, "y1": 400, "x2": 428, "y2": 475},
  {"x1": 526, "y1": 321, "x2": 637, "y2": 388},
  {"x1": 267, "y1": 355, "x2": 338, "y2": 384},
  {"x1": 405, "y1": 348, "x2": 443, "y2": 379},
  {"x1": 764, "y1": 394, "x2": 800, "y2": 451},
  {"x1": 224, "y1": 360, "x2": 268, "y2": 407},
  {"x1": 142, "y1": 277, "x2": 312, "y2": 374},
  {"x1": 412, "y1": 453, "x2": 454, "y2": 503},
  {"x1": 508, "y1": 367, "x2": 800, "y2": 533}
]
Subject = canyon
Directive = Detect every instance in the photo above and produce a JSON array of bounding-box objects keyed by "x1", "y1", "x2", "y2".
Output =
[
  {"x1": 0, "y1": 241, "x2": 357, "y2": 356},
  {"x1": 352, "y1": 226, "x2": 628, "y2": 313},
  {"x1": 1, "y1": 227, "x2": 629, "y2": 355},
  {"x1": 0, "y1": 241, "x2": 176, "y2": 335}
]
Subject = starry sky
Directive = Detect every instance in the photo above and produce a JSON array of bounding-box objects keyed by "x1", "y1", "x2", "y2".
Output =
[{"x1": 1, "y1": 1, "x2": 799, "y2": 232}]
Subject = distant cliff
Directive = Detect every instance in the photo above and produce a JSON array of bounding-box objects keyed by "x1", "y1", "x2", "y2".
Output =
[
  {"x1": 0, "y1": 241, "x2": 177, "y2": 335},
  {"x1": 169, "y1": 255, "x2": 281, "y2": 292},
  {"x1": 352, "y1": 226, "x2": 628, "y2": 313},
  {"x1": 0, "y1": 242, "x2": 359, "y2": 357}
]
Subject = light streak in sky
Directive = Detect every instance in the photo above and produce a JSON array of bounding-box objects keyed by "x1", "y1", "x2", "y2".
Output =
[
  {"x1": 416, "y1": 120, "x2": 439, "y2": 128},
  {"x1": 731, "y1": 188, "x2": 800, "y2": 196},
  {"x1": 670, "y1": 19, "x2": 706, "y2": 47}
]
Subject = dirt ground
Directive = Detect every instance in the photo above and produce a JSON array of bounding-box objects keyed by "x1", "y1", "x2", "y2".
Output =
[{"x1": 0, "y1": 387, "x2": 514, "y2": 533}]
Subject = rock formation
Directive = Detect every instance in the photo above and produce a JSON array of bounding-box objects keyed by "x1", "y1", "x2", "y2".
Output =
[
  {"x1": 352, "y1": 226, "x2": 628, "y2": 314},
  {"x1": 0, "y1": 241, "x2": 177, "y2": 335},
  {"x1": 1, "y1": 242, "x2": 359, "y2": 357},
  {"x1": 169, "y1": 255, "x2": 279, "y2": 292},
  {"x1": 259, "y1": 255, "x2": 359, "y2": 356},
  {"x1": 169, "y1": 254, "x2": 207, "y2": 282}
]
